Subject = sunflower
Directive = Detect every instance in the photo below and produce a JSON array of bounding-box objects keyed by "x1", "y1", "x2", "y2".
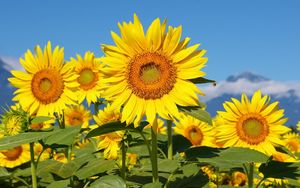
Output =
[
  {"x1": 0, "y1": 144, "x2": 30, "y2": 168},
  {"x1": 297, "y1": 121, "x2": 300, "y2": 131},
  {"x1": 93, "y1": 104, "x2": 124, "y2": 159},
  {"x1": 64, "y1": 105, "x2": 91, "y2": 128},
  {"x1": 216, "y1": 90, "x2": 290, "y2": 156},
  {"x1": 1, "y1": 107, "x2": 28, "y2": 136},
  {"x1": 101, "y1": 14, "x2": 207, "y2": 126},
  {"x1": 69, "y1": 52, "x2": 105, "y2": 105},
  {"x1": 8, "y1": 42, "x2": 79, "y2": 116},
  {"x1": 230, "y1": 171, "x2": 247, "y2": 186},
  {"x1": 282, "y1": 132, "x2": 300, "y2": 153},
  {"x1": 30, "y1": 116, "x2": 54, "y2": 130},
  {"x1": 34, "y1": 143, "x2": 51, "y2": 161},
  {"x1": 174, "y1": 113, "x2": 215, "y2": 147},
  {"x1": 144, "y1": 118, "x2": 167, "y2": 134}
]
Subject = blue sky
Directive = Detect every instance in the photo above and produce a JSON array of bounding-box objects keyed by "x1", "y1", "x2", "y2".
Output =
[{"x1": 0, "y1": 0, "x2": 299, "y2": 82}]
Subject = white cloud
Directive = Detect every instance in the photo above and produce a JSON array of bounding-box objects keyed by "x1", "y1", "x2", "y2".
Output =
[
  {"x1": 0, "y1": 56, "x2": 24, "y2": 71},
  {"x1": 200, "y1": 78, "x2": 300, "y2": 101}
]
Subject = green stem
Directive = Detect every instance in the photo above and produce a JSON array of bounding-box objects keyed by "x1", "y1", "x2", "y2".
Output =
[
  {"x1": 13, "y1": 176, "x2": 30, "y2": 188},
  {"x1": 30, "y1": 142, "x2": 37, "y2": 188},
  {"x1": 94, "y1": 102, "x2": 99, "y2": 115},
  {"x1": 121, "y1": 140, "x2": 126, "y2": 180},
  {"x1": 248, "y1": 162, "x2": 254, "y2": 188},
  {"x1": 67, "y1": 145, "x2": 74, "y2": 187},
  {"x1": 167, "y1": 120, "x2": 173, "y2": 160},
  {"x1": 151, "y1": 119, "x2": 159, "y2": 182},
  {"x1": 139, "y1": 130, "x2": 152, "y2": 160},
  {"x1": 255, "y1": 178, "x2": 265, "y2": 188}
]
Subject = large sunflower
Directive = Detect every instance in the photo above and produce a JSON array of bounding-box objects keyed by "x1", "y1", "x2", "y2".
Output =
[
  {"x1": 174, "y1": 113, "x2": 215, "y2": 147},
  {"x1": 216, "y1": 90, "x2": 290, "y2": 155},
  {"x1": 69, "y1": 52, "x2": 105, "y2": 105},
  {"x1": 101, "y1": 14, "x2": 207, "y2": 126},
  {"x1": 0, "y1": 144, "x2": 30, "y2": 168},
  {"x1": 8, "y1": 42, "x2": 79, "y2": 116}
]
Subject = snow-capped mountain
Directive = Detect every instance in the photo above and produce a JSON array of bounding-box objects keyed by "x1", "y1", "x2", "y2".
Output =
[
  {"x1": 0, "y1": 58, "x2": 14, "y2": 109},
  {"x1": 202, "y1": 72, "x2": 300, "y2": 127}
]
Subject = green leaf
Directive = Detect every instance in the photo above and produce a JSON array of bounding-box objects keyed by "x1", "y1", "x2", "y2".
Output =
[
  {"x1": 75, "y1": 158, "x2": 116, "y2": 180},
  {"x1": 172, "y1": 135, "x2": 192, "y2": 153},
  {"x1": 90, "y1": 175, "x2": 126, "y2": 188},
  {"x1": 259, "y1": 160, "x2": 300, "y2": 179},
  {"x1": 0, "y1": 131, "x2": 54, "y2": 150},
  {"x1": 43, "y1": 126, "x2": 81, "y2": 146},
  {"x1": 142, "y1": 182, "x2": 162, "y2": 188},
  {"x1": 31, "y1": 116, "x2": 53, "y2": 124},
  {"x1": 86, "y1": 121, "x2": 127, "y2": 138},
  {"x1": 37, "y1": 160, "x2": 78, "y2": 179},
  {"x1": 179, "y1": 106, "x2": 212, "y2": 125},
  {"x1": 186, "y1": 147, "x2": 269, "y2": 170},
  {"x1": 50, "y1": 161, "x2": 78, "y2": 179},
  {"x1": 0, "y1": 167, "x2": 10, "y2": 177},
  {"x1": 157, "y1": 159, "x2": 180, "y2": 173},
  {"x1": 190, "y1": 77, "x2": 216, "y2": 84},
  {"x1": 168, "y1": 171, "x2": 209, "y2": 188},
  {"x1": 47, "y1": 180, "x2": 70, "y2": 188}
]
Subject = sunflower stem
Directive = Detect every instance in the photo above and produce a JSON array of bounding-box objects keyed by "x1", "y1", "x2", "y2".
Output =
[
  {"x1": 29, "y1": 142, "x2": 37, "y2": 188},
  {"x1": 248, "y1": 162, "x2": 254, "y2": 188},
  {"x1": 94, "y1": 102, "x2": 99, "y2": 115},
  {"x1": 67, "y1": 145, "x2": 74, "y2": 187},
  {"x1": 167, "y1": 120, "x2": 173, "y2": 160},
  {"x1": 151, "y1": 119, "x2": 159, "y2": 182},
  {"x1": 121, "y1": 139, "x2": 127, "y2": 180}
]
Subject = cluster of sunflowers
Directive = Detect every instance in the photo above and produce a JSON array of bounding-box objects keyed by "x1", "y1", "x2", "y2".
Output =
[{"x1": 0, "y1": 14, "x2": 299, "y2": 188}]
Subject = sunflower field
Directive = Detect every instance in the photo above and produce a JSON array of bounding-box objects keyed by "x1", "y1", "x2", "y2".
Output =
[{"x1": 0, "y1": 14, "x2": 300, "y2": 188}]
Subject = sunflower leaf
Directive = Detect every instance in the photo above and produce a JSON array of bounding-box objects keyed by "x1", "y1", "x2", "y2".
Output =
[
  {"x1": 86, "y1": 121, "x2": 134, "y2": 138},
  {"x1": 178, "y1": 106, "x2": 212, "y2": 125},
  {"x1": 31, "y1": 116, "x2": 53, "y2": 124},
  {"x1": 90, "y1": 175, "x2": 126, "y2": 188},
  {"x1": 43, "y1": 125, "x2": 81, "y2": 146},
  {"x1": 75, "y1": 158, "x2": 116, "y2": 180},
  {"x1": 185, "y1": 147, "x2": 269, "y2": 170},
  {"x1": 190, "y1": 77, "x2": 216, "y2": 84},
  {"x1": 0, "y1": 131, "x2": 56, "y2": 150},
  {"x1": 259, "y1": 160, "x2": 300, "y2": 179}
]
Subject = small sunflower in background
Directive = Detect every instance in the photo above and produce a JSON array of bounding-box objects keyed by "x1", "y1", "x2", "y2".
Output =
[
  {"x1": 101, "y1": 14, "x2": 207, "y2": 126},
  {"x1": 69, "y1": 52, "x2": 105, "y2": 106},
  {"x1": 0, "y1": 144, "x2": 31, "y2": 168},
  {"x1": 64, "y1": 105, "x2": 92, "y2": 128},
  {"x1": 216, "y1": 90, "x2": 290, "y2": 156},
  {"x1": 174, "y1": 113, "x2": 215, "y2": 147},
  {"x1": 1, "y1": 106, "x2": 28, "y2": 136},
  {"x1": 93, "y1": 104, "x2": 124, "y2": 160},
  {"x1": 144, "y1": 118, "x2": 167, "y2": 135},
  {"x1": 9, "y1": 42, "x2": 79, "y2": 116},
  {"x1": 29, "y1": 117, "x2": 54, "y2": 131},
  {"x1": 282, "y1": 132, "x2": 300, "y2": 153},
  {"x1": 297, "y1": 121, "x2": 300, "y2": 131},
  {"x1": 34, "y1": 143, "x2": 51, "y2": 161}
]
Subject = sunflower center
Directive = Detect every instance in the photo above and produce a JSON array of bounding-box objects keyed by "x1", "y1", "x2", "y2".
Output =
[
  {"x1": 127, "y1": 52, "x2": 176, "y2": 99},
  {"x1": 185, "y1": 126, "x2": 203, "y2": 145},
  {"x1": 68, "y1": 112, "x2": 84, "y2": 126},
  {"x1": 78, "y1": 68, "x2": 98, "y2": 90},
  {"x1": 237, "y1": 113, "x2": 269, "y2": 145},
  {"x1": 2, "y1": 146, "x2": 23, "y2": 161},
  {"x1": 286, "y1": 140, "x2": 299, "y2": 152},
  {"x1": 140, "y1": 62, "x2": 161, "y2": 84},
  {"x1": 31, "y1": 69, "x2": 64, "y2": 104}
]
